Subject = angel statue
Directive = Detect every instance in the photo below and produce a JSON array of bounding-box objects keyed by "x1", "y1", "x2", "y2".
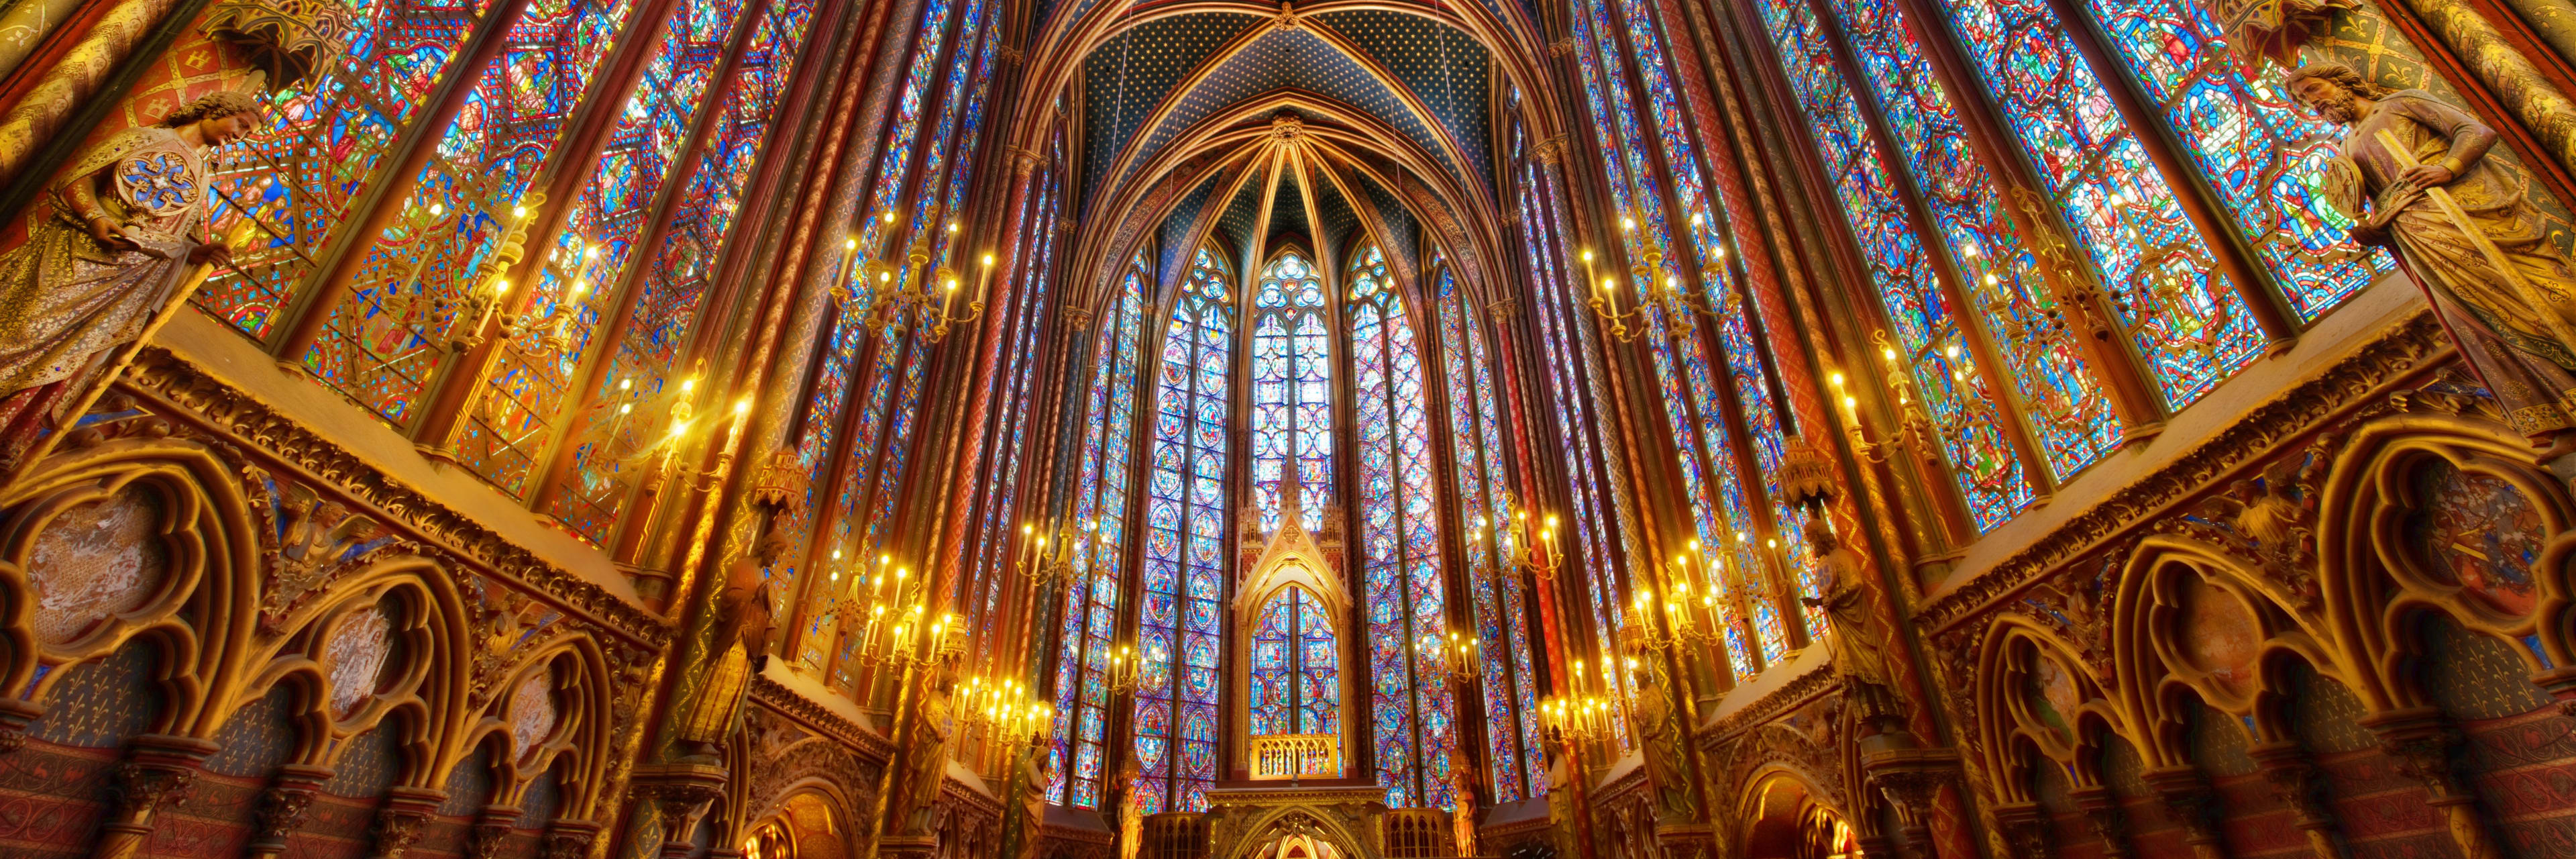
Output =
[
  {"x1": 0, "y1": 91, "x2": 257, "y2": 445},
  {"x1": 2290, "y1": 63, "x2": 2576, "y2": 451}
]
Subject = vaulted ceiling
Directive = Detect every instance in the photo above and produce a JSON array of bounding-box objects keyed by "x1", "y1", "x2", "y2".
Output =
[{"x1": 1012, "y1": 0, "x2": 1549, "y2": 320}]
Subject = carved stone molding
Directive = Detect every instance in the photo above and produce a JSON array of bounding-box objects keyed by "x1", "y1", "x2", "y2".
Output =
[
  {"x1": 1918, "y1": 311, "x2": 2449, "y2": 632},
  {"x1": 1709, "y1": 665, "x2": 1834, "y2": 738},
  {"x1": 116, "y1": 347, "x2": 676, "y2": 648}
]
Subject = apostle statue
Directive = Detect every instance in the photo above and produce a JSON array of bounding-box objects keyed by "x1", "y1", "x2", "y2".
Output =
[
  {"x1": 2289, "y1": 63, "x2": 2576, "y2": 448},
  {"x1": 1448, "y1": 758, "x2": 1479, "y2": 858},
  {"x1": 1796, "y1": 509, "x2": 1904, "y2": 738},
  {"x1": 0, "y1": 91, "x2": 258, "y2": 446},
  {"x1": 1115, "y1": 751, "x2": 1144, "y2": 859},
  {"x1": 672, "y1": 529, "x2": 788, "y2": 758},
  {"x1": 1621, "y1": 656, "x2": 1698, "y2": 823}
]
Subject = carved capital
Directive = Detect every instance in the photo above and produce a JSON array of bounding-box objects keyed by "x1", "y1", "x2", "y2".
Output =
[
  {"x1": 0, "y1": 698, "x2": 40, "y2": 754},
  {"x1": 2362, "y1": 708, "x2": 2472, "y2": 803},
  {"x1": 541, "y1": 819, "x2": 605, "y2": 859},
  {"x1": 470, "y1": 805, "x2": 523, "y2": 859},
  {"x1": 96, "y1": 735, "x2": 219, "y2": 859},
  {"x1": 2139, "y1": 766, "x2": 2222, "y2": 848},
  {"x1": 1549, "y1": 36, "x2": 1576, "y2": 57},
  {"x1": 248, "y1": 764, "x2": 334, "y2": 856},
  {"x1": 2246, "y1": 741, "x2": 2334, "y2": 827},
  {"x1": 200, "y1": 0, "x2": 356, "y2": 87},
  {"x1": 370, "y1": 787, "x2": 447, "y2": 858},
  {"x1": 2070, "y1": 785, "x2": 2131, "y2": 859},
  {"x1": 1992, "y1": 802, "x2": 2053, "y2": 859}
]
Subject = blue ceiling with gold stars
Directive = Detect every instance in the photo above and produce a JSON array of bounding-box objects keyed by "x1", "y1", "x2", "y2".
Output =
[
  {"x1": 1081, "y1": 13, "x2": 1268, "y2": 203},
  {"x1": 1075, "y1": 11, "x2": 1493, "y2": 215},
  {"x1": 1158, "y1": 170, "x2": 1223, "y2": 284},
  {"x1": 1354, "y1": 171, "x2": 1415, "y2": 273},
  {"x1": 1313, "y1": 172, "x2": 1356, "y2": 252}
]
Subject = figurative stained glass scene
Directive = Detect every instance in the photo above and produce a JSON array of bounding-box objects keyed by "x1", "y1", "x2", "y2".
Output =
[{"x1": 9, "y1": 0, "x2": 2576, "y2": 852}]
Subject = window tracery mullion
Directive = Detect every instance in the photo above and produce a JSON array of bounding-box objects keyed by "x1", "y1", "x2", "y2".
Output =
[
  {"x1": 1582, "y1": 0, "x2": 1791, "y2": 666},
  {"x1": 1781, "y1": 0, "x2": 2064, "y2": 500},
  {"x1": 520, "y1": 0, "x2": 801, "y2": 528},
  {"x1": 1741, "y1": 0, "x2": 2038, "y2": 534},
  {"x1": 1896, "y1": 0, "x2": 2286, "y2": 404}
]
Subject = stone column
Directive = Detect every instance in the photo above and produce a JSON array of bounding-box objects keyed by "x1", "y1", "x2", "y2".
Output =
[
  {"x1": 2246, "y1": 741, "x2": 2351, "y2": 859},
  {"x1": 470, "y1": 805, "x2": 524, "y2": 859},
  {"x1": 542, "y1": 819, "x2": 606, "y2": 859},
  {"x1": 368, "y1": 785, "x2": 447, "y2": 859},
  {"x1": 94, "y1": 734, "x2": 219, "y2": 859},
  {"x1": 2361, "y1": 708, "x2": 2504, "y2": 859},
  {"x1": 0, "y1": 698, "x2": 39, "y2": 754},
  {"x1": 1865, "y1": 747, "x2": 1971, "y2": 859},
  {"x1": 2069, "y1": 785, "x2": 2130, "y2": 859},
  {"x1": 1990, "y1": 802, "x2": 2053, "y2": 859},
  {"x1": 2139, "y1": 766, "x2": 2227, "y2": 859},
  {"x1": 246, "y1": 764, "x2": 335, "y2": 859}
]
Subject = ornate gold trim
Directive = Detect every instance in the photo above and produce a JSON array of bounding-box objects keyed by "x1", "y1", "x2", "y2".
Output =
[
  {"x1": 115, "y1": 346, "x2": 674, "y2": 646},
  {"x1": 1917, "y1": 311, "x2": 2451, "y2": 633}
]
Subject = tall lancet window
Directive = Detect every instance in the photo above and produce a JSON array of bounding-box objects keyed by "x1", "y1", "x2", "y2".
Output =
[
  {"x1": 1437, "y1": 264, "x2": 1545, "y2": 802},
  {"x1": 1249, "y1": 585, "x2": 1340, "y2": 773},
  {"x1": 1348, "y1": 245, "x2": 1455, "y2": 809},
  {"x1": 1047, "y1": 256, "x2": 1151, "y2": 808},
  {"x1": 1251, "y1": 252, "x2": 1334, "y2": 533},
  {"x1": 1133, "y1": 247, "x2": 1234, "y2": 813}
]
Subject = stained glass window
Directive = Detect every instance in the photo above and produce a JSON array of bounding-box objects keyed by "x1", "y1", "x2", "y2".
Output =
[
  {"x1": 1576, "y1": 0, "x2": 1787, "y2": 666},
  {"x1": 543, "y1": 0, "x2": 822, "y2": 539},
  {"x1": 1250, "y1": 251, "x2": 1333, "y2": 533},
  {"x1": 957, "y1": 169, "x2": 1061, "y2": 662},
  {"x1": 1348, "y1": 246, "x2": 1455, "y2": 809},
  {"x1": 299, "y1": 0, "x2": 643, "y2": 424},
  {"x1": 1132, "y1": 247, "x2": 1233, "y2": 814},
  {"x1": 455, "y1": 0, "x2": 763, "y2": 495},
  {"x1": 1811, "y1": 0, "x2": 2125, "y2": 481},
  {"x1": 1248, "y1": 585, "x2": 1339, "y2": 746},
  {"x1": 2069, "y1": 0, "x2": 2390, "y2": 319},
  {"x1": 1520, "y1": 148, "x2": 1635, "y2": 750},
  {"x1": 1931, "y1": 0, "x2": 2266, "y2": 407},
  {"x1": 1437, "y1": 265, "x2": 1546, "y2": 802},
  {"x1": 1046, "y1": 259, "x2": 1149, "y2": 809},
  {"x1": 1752, "y1": 0, "x2": 2037, "y2": 530},
  {"x1": 201, "y1": 0, "x2": 502, "y2": 339}
]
